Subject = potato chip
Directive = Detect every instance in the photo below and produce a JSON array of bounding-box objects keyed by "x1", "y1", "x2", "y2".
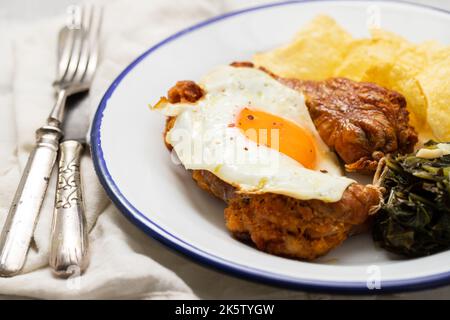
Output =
[
  {"x1": 396, "y1": 41, "x2": 448, "y2": 76},
  {"x1": 417, "y1": 57, "x2": 450, "y2": 141},
  {"x1": 334, "y1": 38, "x2": 403, "y2": 81},
  {"x1": 430, "y1": 47, "x2": 450, "y2": 64},
  {"x1": 252, "y1": 15, "x2": 450, "y2": 140},
  {"x1": 370, "y1": 28, "x2": 410, "y2": 44},
  {"x1": 362, "y1": 63, "x2": 427, "y2": 127},
  {"x1": 253, "y1": 15, "x2": 353, "y2": 80}
]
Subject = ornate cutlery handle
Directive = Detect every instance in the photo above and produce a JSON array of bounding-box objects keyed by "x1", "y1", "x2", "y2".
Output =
[
  {"x1": 49, "y1": 140, "x2": 89, "y2": 277},
  {"x1": 0, "y1": 125, "x2": 62, "y2": 277}
]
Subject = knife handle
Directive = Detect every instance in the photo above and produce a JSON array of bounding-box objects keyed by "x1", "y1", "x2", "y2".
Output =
[
  {"x1": 0, "y1": 125, "x2": 62, "y2": 277},
  {"x1": 49, "y1": 140, "x2": 89, "y2": 277}
]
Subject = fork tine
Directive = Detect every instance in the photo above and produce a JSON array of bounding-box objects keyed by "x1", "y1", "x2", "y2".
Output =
[
  {"x1": 61, "y1": 38, "x2": 83, "y2": 83},
  {"x1": 82, "y1": 5, "x2": 103, "y2": 82},
  {"x1": 55, "y1": 4, "x2": 102, "y2": 91},
  {"x1": 62, "y1": 5, "x2": 88, "y2": 83},
  {"x1": 56, "y1": 25, "x2": 77, "y2": 83},
  {"x1": 72, "y1": 5, "x2": 92, "y2": 83},
  {"x1": 72, "y1": 5, "x2": 102, "y2": 85},
  {"x1": 56, "y1": 5, "x2": 81, "y2": 83}
]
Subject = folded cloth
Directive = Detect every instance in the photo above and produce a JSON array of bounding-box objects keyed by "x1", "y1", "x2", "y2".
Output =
[
  {"x1": 0, "y1": 0, "x2": 449, "y2": 300},
  {"x1": 0, "y1": 0, "x2": 232, "y2": 300}
]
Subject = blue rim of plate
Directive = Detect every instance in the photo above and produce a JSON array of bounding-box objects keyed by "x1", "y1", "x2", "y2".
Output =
[{"x1": 91, "y1": 0, "x2": 450, "y2": 294}]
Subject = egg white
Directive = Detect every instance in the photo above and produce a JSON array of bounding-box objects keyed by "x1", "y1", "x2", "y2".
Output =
[{"x1": 156, "y1": 66, "x2": 354, "y2": 202}]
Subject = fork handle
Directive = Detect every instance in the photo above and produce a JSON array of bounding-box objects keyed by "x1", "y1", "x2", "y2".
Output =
[
  {"x1": 0, "y1": 125, "x2": 62, "y2": 277},
  {"x1": 49, "y1": 140, "x2": 89, "y2": 277}
]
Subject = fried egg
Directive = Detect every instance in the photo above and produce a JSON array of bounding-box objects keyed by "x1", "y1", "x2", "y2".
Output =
[{"x1": 155, "y1": 66, "x2": 354, "y2": 202}]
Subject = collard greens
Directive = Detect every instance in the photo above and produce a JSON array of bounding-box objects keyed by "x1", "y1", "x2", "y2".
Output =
[{"x1": 373, "y1": 142, "x2": 450, "y2": 257}]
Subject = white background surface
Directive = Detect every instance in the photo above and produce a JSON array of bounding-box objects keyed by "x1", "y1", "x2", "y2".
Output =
[
  {"x1": 1, "y1": 0, "x2": 450, "y2": 300},
  {"x1": 1, "y1": 0, "x2": 449, "y2": 24}
]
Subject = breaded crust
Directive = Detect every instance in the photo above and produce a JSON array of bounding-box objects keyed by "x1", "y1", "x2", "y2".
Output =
[
  {"x1": 167, "y1": 80, "x2": 204, "y2": 103},
  {"x1": 162, "y1": 80, "x2": 381, "y2": 260},
  {"x1": 191, "y1": 170, "x2": 380, "y2": 260},
  {"x1": 279, "y1": 77, "x2": 418, "y2": 173}
]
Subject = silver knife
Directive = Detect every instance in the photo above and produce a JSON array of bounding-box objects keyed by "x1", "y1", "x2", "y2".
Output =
[
  {"x1": 49, "y1": 94, "x2": 91, "y2": 277},
  {"x1": 0, "y1": 5, "x2": 101, "y2": 277},
  {"x1": 48, "y1": 5, "x2": 102, "y2": 277}
]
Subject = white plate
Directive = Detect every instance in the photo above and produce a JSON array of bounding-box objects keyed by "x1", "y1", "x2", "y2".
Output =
[{"x1": 91, "y1": 0, "x2": 450, "y2": 292}]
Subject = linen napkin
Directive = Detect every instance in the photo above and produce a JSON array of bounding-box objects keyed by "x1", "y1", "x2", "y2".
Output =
[
  {"x1": 1, "y1": 0, "x2": 449, "y2": 300},
  {"x1": 0, "y1": 0, "x2": 235, "y2": 300}
]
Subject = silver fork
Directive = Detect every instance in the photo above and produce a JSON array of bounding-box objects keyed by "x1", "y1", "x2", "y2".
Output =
[{"x1": 0, "y1": 5, "x2": 102, "y2": 277}]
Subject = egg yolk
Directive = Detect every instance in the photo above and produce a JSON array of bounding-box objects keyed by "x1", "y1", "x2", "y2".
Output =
[{"x1": 236, "y1": 108, "x2": 317, "y2": 169}]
